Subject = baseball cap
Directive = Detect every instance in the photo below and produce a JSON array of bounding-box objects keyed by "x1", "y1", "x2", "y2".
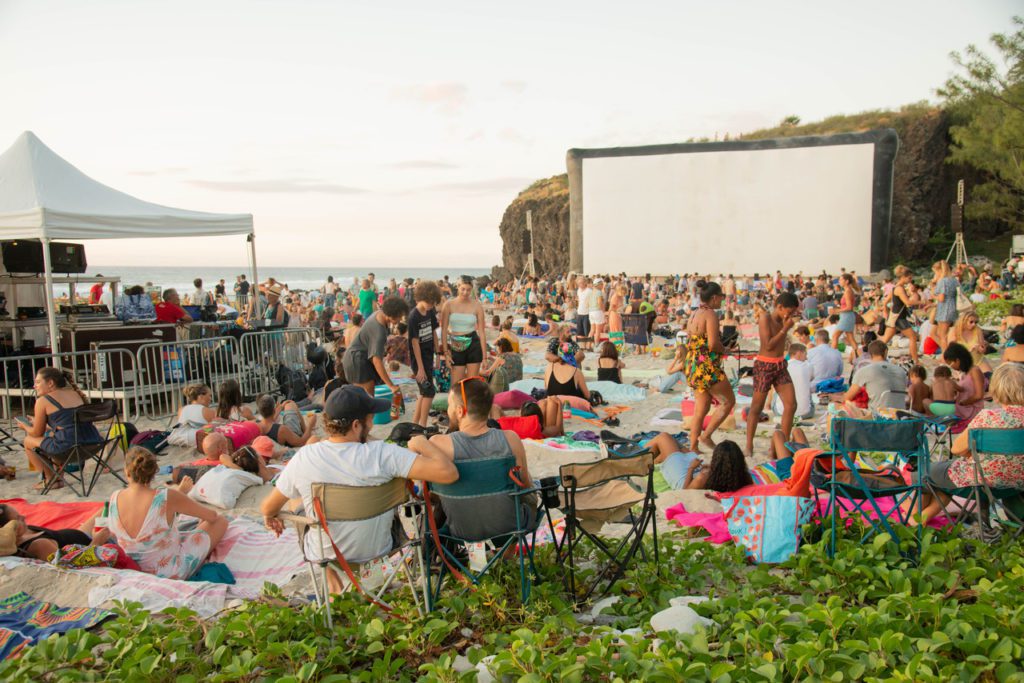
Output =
[
  {"x1": 325, "y1": 385, "x2": 390, "y2": 420},
  {"x1": 251, "y1": 436, "x2": 275, "y2": 459}
]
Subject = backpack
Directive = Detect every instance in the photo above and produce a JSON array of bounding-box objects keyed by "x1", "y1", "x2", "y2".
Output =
[
  {"x1": 276, "y1": 365, "x2": 309, "y2": 402},
  {"x1": 131, "y1": 430, "x2": 171, "y2": 454}
]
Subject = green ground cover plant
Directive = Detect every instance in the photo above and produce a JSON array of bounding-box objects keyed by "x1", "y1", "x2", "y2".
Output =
[{"x1": 3, "y1": 527, "x2": 1024, "y2": 681}]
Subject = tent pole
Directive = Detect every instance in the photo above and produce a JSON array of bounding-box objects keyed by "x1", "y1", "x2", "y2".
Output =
[
  {"x1": 248, "y1": 232, "x2": 263, "y2": 318},
  {"x1": 40, "y1": 238, "x2": 60, "y2": 365}
]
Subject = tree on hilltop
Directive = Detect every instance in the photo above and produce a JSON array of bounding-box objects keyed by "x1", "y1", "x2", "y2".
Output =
[{"x1": 939, "y1": 16, "x2": 1024, "y2": 231}]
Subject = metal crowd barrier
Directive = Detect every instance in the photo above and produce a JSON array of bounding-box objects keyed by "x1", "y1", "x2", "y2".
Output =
[
  {"x1": 0, "y1": 348, "x2": 138, "y2": 446},
  {"x1": 238, "y1": 327, "x2": 321, "y2": 399},
  {"x1": 134, "y1": 336, "x2": 240, "y2": 422}
]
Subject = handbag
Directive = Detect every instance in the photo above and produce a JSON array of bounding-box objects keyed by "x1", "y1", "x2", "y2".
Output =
[
  {"x1": 956, "y1": 288, "x2": 974, "y2": 314},
  {"x1": 720, "y1": 495, "x2": 815, "y2": 563}
]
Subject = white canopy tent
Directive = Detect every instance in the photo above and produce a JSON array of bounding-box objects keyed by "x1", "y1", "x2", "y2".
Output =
[{"x1": 0, "y1": 131, "x2": 258, "y2": 353}]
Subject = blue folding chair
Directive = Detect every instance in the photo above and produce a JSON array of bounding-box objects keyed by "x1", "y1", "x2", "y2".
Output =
[
  {"x1": 817, "y1": 417, "x2": 929, "y2": 560},
  {"x1": 929, "y1": 428, "x2": 1024, "y2": 540},
  {"x1": 422, "y1": 456, "x2": 542, "y2": 609}
]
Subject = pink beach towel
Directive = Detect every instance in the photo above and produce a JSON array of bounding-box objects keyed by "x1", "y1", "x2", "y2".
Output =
[{"x1": 664, "y1": 503, "x2": 732, "y2": 544}]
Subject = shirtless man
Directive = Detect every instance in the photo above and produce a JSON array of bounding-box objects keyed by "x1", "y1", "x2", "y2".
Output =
[{"x1": 745, "y1": 292, "x2": 799, "y2": 458}]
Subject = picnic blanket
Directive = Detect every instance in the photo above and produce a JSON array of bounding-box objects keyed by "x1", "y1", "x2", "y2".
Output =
[
  {"x1": 530, "y1": 436, "x2": 602, "y2": 452},
  {"x1": 509, "y1": 379, "x2": 647, "y2": 403},
  {"x1": 0, "y1": 498, "x2": 102, "y2": 531},
  {"x1": 0, "y1": 591, "x2": 112, "y2": 660},
  {"x1": 817, "y1": 495, "x2": 949, "y2": 529}
]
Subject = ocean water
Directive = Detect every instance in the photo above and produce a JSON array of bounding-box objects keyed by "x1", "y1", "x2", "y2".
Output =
[{"x1": 83, "y1": 265, "x2": 492, "y2": 294}]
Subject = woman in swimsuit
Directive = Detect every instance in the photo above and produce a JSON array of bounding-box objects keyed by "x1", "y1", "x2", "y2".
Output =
[
  {"x1": 544, "y1": 342, "x2": 590, "y2": 401},
  {"x1": 832, "y1": 273, "x2": 859, "y2": 352},
  {"x1": 440, "y1": 277, "x2": 487, "y2": 385},
  {"x1": 684, "y1": 281, "x2": 736, "y2": 453},
  {"x1": 17, "y1": 367, "x2": 100, "y2": 491}
]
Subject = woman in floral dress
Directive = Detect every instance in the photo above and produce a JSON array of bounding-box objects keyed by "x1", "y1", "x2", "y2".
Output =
[
  {"x1": 108, "y1": 447, "x2": 228, "y2": 580},
  {"x1": 684, "y1": 281, "x2": 736, "y2": 453},
  {"x1": 915, "y1": 363, "x2": 1024, "y2": 525}
]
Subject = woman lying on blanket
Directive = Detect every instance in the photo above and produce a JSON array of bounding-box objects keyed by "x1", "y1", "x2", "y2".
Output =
[
  {"x1": 0, "y1": 503, "x2": 109, "y2": 561},
  {"x1": 655, "y1": 438, "x2": 754, "y2": 492},
  {"x1": 108, "y1": 447, "x2": 228, "y2": 580}
]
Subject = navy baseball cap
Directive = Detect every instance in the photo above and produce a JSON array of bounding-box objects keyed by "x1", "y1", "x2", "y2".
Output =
[{"x1": 325, "y1": 385, "x2": 390, "y2": 420}]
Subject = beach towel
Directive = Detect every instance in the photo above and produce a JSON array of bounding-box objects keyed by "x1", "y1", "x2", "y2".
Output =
[
  {"x1": 0, "y1": 592, "x2": 113, "y2": 660},
  {"x1": 720, "y1": 495, "x2": 815, "y2": 563},
  {"x1": 206, "y1": 517, "x2": 307, "y2": 593},
  {"x1": 0, "y1": 498, "x2": 102, "y2": 531},
  {"x1": 532, "y1": 436, "x2": 602, "y2": 452},
  {"x1": 817, "y1": 494, "x2": 949, "y2": 529},
  {"x1": 86, "y1": 568, "x2": 232, "y2": 618},
  {"x1": 664, "y1": 503, "x2": 732, "y2": 543},
  {"x1": 509, "y1": 379, "x2": 647, "y2": 403},
  {"x1": 651, "y1": 407, "x2": 684, "y2": 426}
]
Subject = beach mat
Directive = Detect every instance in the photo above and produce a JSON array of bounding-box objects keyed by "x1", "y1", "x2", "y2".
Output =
[
  {"x1": 0, "y1": 591, "x2": 112, "y2": 660},
  {"x1": 0, "y1": 498, "x2": 102, "y2": 531}
]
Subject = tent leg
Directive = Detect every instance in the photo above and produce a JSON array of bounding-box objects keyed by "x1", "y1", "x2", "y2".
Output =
[
  {"x1": 41, "y1": 238, "x2": 60, "y2": 364},
  {"x1": 248, "y1": 232, "x2": 262, "y2": 319}
]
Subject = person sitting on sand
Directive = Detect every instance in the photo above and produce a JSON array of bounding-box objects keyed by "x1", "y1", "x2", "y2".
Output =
[
  {"x1": 107, "y1": 447, "x2": 228, "y2": 580},
  {"x1": 482, "y1": 337, "x2": 523, "y2": 394},
  {"x1": 596, "y1": 341, "x2": 624, "y2": 384},
  {"x1": 216, "y1": 379, "x2": 255, "y2": 421},
  {"x1": 907, "y1": 365, "x2": 931, "y2": 413},
  {"x1": 498, "y1": 319, "x2": 521, "y2": 352},
  {"x1": 922, "y1": 365, "x2": 958, "y2": 416},
  {"x1": 545, "y1": 325, "x2": 585, "y2": 365},
  {"x1": 522, "y1": 313, "x2": 543, "y2": 336},
  {"x1": 18, "y1": 367, "x2": 101, "y2": 492},
  {"x1": 1002, "y1": 325, "x2": 1024, "y2": 364},
  {"x1": 653, "y1": 345, "x2": 687, "y2": 393},
  {"x1": 544, "y1": 342, "x2": 590, "y2": 401},
  {"x1": 178, "y1": 383, "x2": 218, "y2": 425},
  {"x1": 261, "y1": 385, "x2": 457, "y2": 594},
  {"x1": 0, "y1": 503, "x2": 111, "y2": 561},
  {"x1": 255, "y1": 395, "x2": 316, "y2": 447}
]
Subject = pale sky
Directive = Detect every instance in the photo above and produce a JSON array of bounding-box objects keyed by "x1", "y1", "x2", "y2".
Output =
[{"x1": 0, "y1": 1, "x2": 1017, "y2": 268}]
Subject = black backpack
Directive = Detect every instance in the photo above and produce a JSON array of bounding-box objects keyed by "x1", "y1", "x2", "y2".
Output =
[{"x1": 276, "y1": 365, "x2": 309, "y2": 402}]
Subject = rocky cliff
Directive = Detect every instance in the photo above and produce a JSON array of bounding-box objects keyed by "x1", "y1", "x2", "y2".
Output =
[{"x1": 494, "y1": 105, "x2": 1000, "y2": 278}]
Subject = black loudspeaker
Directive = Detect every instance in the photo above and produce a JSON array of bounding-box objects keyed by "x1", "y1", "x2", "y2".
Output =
[{"x1": 1, "y1": 240, "x2": 87, "y2": 274}]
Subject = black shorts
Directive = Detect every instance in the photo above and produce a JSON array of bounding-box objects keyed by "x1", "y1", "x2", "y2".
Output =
[{"x1": 450, "y1": 333, "x2": 483, "y2": 367}]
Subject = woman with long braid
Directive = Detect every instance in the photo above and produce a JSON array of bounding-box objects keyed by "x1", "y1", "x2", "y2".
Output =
[{"x1": 17, "y1": 367, "x2": 101, "y2": 491}]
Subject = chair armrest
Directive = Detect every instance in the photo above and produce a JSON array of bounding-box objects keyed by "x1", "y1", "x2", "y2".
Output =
[{"x1": 277, "y1": 512, "x2": 316, "y2": 526}]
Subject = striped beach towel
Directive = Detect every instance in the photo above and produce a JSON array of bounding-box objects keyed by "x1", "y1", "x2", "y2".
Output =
[{"x1": 0, "y1": 592, "x2": 112, "y2": 660}]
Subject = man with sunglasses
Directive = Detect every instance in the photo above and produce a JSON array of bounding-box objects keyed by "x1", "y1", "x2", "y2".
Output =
[
  {"x1": 260, "y1": 385, "x2": 457, "y2": 594},
  {"x1": 428, "y1": 377, "x2": 538, "y2": 542}
]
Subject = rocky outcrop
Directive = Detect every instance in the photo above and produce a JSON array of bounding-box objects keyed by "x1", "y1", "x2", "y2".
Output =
[
  {"x1": 494, "y1": 105, "x2": 1003, "y2": 277},
  {"x1": 496, "y1": 174, "x2": 569, "y2": 278}
]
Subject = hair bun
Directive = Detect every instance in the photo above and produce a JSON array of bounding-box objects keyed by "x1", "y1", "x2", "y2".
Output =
[{"x1": 696, "y1": 279, "x2": 708, "y2": 290}]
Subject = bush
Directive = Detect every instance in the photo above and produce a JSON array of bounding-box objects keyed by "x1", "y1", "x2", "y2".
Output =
[{"x1": 3, "y1": 530, "x2": 1024, "y2": 681}]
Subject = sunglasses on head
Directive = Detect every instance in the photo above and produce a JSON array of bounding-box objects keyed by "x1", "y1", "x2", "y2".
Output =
[{"x1": 458, "y1": 375, "x2": 486, "y2": 411}]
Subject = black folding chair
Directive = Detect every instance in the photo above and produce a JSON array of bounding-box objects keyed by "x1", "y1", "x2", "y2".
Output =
[
  {"x1": 35, "y1": 400, "x2": 126, "y2": 497},
  {"x1": 551, "y1": 452, "x2": 659, "y2": 603}
]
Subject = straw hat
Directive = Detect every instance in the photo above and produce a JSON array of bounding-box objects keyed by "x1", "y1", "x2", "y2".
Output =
[{"x1": 266, "y1": 283, "x2": 282, "y2": 297}]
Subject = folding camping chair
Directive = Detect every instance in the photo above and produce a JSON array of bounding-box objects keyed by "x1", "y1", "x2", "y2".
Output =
[
  {"x1": 552, "y1": 452, "x2": 659, "y2": 603},
  {"x1": 928, "y1": 428, "x2": 1024, "y2": 541},
  {"x1": 816, "y1": 417, "x2": 929, "y2": 560},
  {"x1": 34, "y1": 400, "x2": 126, "y2": 497},
  {"x1": 277, "y1": 478, "x2": 428, "y2": 630},
  {"x1": 422, "y1": 456, "x2": 542, "y2": 609}
]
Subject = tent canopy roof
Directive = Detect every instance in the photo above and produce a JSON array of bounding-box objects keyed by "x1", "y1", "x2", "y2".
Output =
[{"x1": 0, "y1": 131, "x2": 253, "y2": 240}]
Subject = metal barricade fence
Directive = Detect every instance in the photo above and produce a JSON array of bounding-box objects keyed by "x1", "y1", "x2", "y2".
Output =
[
  {"x1": 134, "y1": 336, "x2": 241, "y2": 422},
  {"x1": 0, "y1": 348, "x2": 138, "y2": 446},
  {"x1": 238, "y1": 327, "x2": 322, "y2": 399}
]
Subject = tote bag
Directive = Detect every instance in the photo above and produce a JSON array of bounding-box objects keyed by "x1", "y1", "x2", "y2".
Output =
[{"x1": 720, "y1": 495, "x2": 815, "y2": 563}]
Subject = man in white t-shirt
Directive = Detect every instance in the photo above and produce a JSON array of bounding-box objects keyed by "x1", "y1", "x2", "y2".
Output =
[
  {"x1": 575, "y1": 277, "x2": 593, "y2": 347},
  {"x1": 261, "y1": 385, "x2": 457, "y2": 593}
]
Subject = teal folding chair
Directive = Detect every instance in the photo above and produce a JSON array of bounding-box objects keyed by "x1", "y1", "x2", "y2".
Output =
[
  {"x1": 422, "y1": 456, "x2": 542, "y2": 609},
  {"x1": 929, "y1": 428, "x2": 1024, "y2": 540},
  {"x1": 818, "y1": 417, "x2": 929, "y2": 560}
]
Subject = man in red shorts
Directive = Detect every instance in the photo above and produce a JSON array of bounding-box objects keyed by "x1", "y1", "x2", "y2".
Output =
[{"x1": 745, "y1": 292, "x2": 800, "y2": 458}]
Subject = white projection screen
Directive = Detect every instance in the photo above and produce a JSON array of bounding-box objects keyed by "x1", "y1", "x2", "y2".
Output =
[{"x1": 567, "y1": 130, "x2": 898, "y2": 275}]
